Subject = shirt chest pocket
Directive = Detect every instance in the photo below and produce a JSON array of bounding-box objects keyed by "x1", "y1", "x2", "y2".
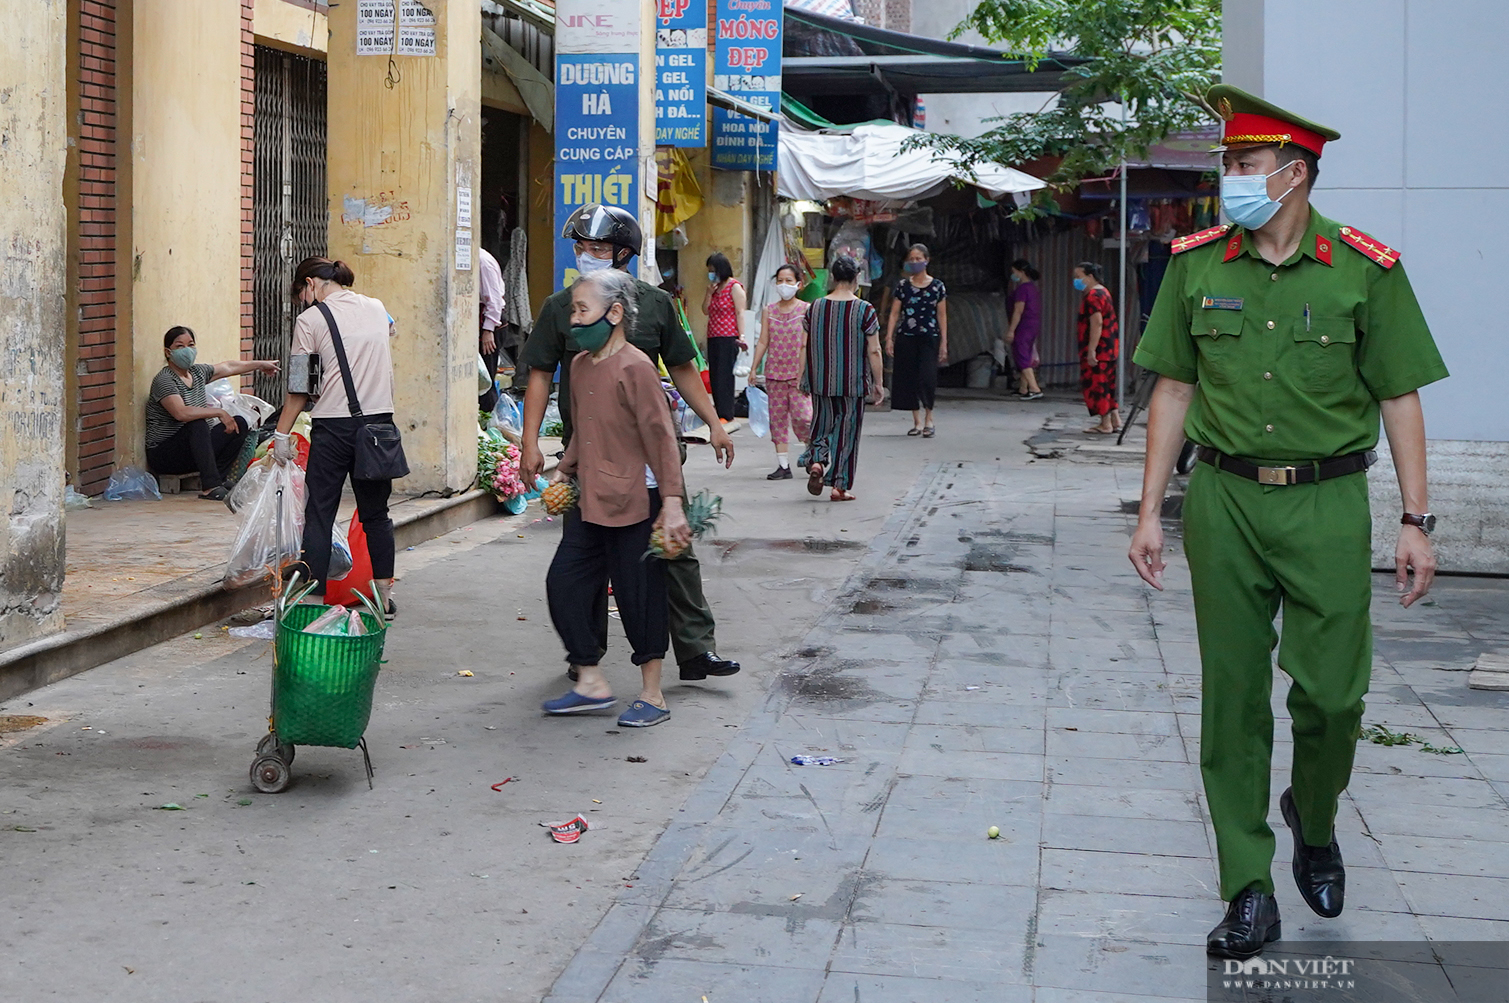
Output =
[
  {"x1": 1287, "y1": 319, "x2": 1357, "y2": 392},
  {"x1": 1191, "y1": 312, "x2": 1244, "y2": 386}
]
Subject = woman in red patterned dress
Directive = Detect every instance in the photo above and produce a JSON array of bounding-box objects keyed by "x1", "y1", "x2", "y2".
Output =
[{"x1": 1074, "y1": 261, "x2": 1121, "y2": 434}]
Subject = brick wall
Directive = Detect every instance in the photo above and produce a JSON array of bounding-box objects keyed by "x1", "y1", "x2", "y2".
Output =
[
  {"x1": 240, "y1": 1, "x2": 256, "y2": 372},
  {"x1": 75, "y1": 0, "x2": 119, "y2": 494},
  {"x1": 883, "y1": 0, "x2": 910, "y2": 33}
]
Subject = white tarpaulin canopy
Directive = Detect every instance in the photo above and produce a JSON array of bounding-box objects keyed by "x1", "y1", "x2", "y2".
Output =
[{"x1": 777, "y1": 122, "x2": 1046, "y2": 202}]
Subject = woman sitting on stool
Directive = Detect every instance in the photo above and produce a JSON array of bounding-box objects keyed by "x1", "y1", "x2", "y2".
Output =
[{"x1": 145, "y1": 326, "x2": 279, "y2": 501}]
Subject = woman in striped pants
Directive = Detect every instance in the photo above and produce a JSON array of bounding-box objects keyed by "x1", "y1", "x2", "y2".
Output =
[{"x1": 799, "y1": 256, "x2": 885, "y2": 502}]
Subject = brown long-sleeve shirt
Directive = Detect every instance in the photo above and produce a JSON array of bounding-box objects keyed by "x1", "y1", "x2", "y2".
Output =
[{"x1": 556, "y1": 345, "x2": 684, "y2": 527}]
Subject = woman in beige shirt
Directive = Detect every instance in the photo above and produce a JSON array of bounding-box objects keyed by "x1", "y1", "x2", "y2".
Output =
[
  {"x1": 543, "y1": 269, "x2": 691, "y2": 728},
  {"x1": 271, "y1": 257, "x2": 399, "y2": 615}
]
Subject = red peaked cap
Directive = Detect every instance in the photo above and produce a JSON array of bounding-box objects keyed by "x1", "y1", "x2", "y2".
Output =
[{"x1": 1208, "y1": 84, "x2": 1341, "y2": 158}]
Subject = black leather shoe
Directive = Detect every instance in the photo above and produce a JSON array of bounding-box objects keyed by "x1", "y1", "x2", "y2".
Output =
[
  {"x1": 1207, "y1": 887, "x2": 1282, "y2": 959},
  {"x1": 679, "y1": 652, "x2": 741, "y2": 680},
  {"x1": 766, "y1": 465, "x2": 793, "y2": 480},
  {"x1": 1281, "y1": 786, "x2": 1345, "y2": 917}
]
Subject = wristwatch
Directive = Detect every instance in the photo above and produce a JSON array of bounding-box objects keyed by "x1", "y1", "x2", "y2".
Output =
[{"x1": 1401, "y1": 512, "x2": 1436, "y2": 535}]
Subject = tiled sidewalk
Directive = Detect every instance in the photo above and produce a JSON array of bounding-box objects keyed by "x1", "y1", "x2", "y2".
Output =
[{"x1": 545, "y1": 460, "x2": 1509, "y2": 1002}]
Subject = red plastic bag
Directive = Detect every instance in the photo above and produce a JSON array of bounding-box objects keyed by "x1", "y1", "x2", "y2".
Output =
[{"x1": 324, "y1": 512, "x2": 375, "y2": 606}]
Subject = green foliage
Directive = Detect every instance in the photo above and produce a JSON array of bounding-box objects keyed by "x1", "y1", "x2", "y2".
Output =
[
  {"x1": 918, "y1": 0, "x2": 1222, "y2": 218},
  {"x1": 1362, "y1": 725, "x2": 1463, "y2": 755}
]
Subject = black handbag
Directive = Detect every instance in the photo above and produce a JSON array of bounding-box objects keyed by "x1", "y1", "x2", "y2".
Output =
[{"x1": 316, "y1": 301, "x2": 410, "y2": 481}]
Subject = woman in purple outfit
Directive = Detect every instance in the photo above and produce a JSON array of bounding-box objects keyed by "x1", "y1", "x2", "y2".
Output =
[{"x1": 1005, "y1": 258, "x2": 1043, "y2": 399}]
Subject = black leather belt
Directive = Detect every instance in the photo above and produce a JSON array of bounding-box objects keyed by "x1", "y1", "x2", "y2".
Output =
[{"x1": 1196, "y1": 446, "x2": 1376, "y2": 486}]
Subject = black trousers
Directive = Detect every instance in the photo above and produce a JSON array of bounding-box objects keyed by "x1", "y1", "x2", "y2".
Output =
[
  {"x1": 146, "y1": 416, "x2": 249, "y2": 490},
  {"x1": 707, "y1": 336, "x2": 739, "y2": 421},
  {"x1": 300, "y1": 416, "x2": 396, "y2": 593},
  {"x1": 891, "y1": 335, "x2": 938, "y2": 412},
  {"x1": 546, "y1": 491, "x2": 668, "y2": 666}
]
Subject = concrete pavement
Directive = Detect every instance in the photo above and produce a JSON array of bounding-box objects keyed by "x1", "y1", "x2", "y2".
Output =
[{"x1": 4, "y1": 395, "x2": 1508, "y2": 1001}]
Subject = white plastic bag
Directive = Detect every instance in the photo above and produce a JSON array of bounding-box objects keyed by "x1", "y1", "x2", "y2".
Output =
[
  {"x1": 329, "y1": 519, "x2": 353, "y2": 581},
  {"x1": 746, "y1": 385, "x2": 770, "y2": 439},
  {"x1": 225, "y1": 455, "x2": 270, "y2": 515},
  {"x1": 487, "y1": 395, "x2": 524, "y2": 442},
  {"x1": 102, "y1": 466, "x2": 161, "y2": 502},
  {"x1": 224, "y1": 460, "x2": 307, "y2": 589},
  {"x1": 206, "y1": 378, "x2": 274, "y2": 429}
]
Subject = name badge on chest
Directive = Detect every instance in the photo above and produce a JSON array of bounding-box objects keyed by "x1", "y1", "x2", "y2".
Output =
[{"x1": 1201, "y1": 296, "x2": 1244, "y2": 311}]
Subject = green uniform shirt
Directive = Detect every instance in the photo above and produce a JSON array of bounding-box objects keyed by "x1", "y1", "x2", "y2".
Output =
[
  {"x1": 521, "y1": 278, "x2": 697, "y2": 445},
  {"x1": 1134, "y1": 207, "x2": 1448, "y2": 461}
]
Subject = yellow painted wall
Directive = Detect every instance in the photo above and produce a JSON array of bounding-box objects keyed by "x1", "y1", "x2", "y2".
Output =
[
  {"x1": 253, "y1": 0, "x2": 329, "y2": 55},
  {"x1": 526, "y1": 118, "x2": 555, "y2": 318},
  {"x1": 128, "y1": 0, "x2": 246, "y2": 466},
  {"x1": 679, "y1": 147, "x2": 752, "y2": 348},
  {"x1": 325, "y1": 0, "x2": 482, "y2": 493},
  {"x1": 0, "y1": 0, "x2": 68, "y2": 645}
]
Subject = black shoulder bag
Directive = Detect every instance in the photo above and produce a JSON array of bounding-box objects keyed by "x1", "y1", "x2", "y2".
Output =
[{"x1": 316, "y1": 301, "x2": 410, "y2": 481}]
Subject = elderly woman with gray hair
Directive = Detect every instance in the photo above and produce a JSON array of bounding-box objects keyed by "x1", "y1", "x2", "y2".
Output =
[{"x1": 541, "y1": 269, "x2": 692, "y2": 729}]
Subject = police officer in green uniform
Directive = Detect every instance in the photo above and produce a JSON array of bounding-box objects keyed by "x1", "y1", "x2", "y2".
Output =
[
  {"x1": 1129, "y1": 86, "x2": 1448, "y2": 959},
  {"x1": 519, "y1": 204, "x2": 742, "y2": 682}
]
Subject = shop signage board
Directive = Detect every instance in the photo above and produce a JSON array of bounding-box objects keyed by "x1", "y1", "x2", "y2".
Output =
[
  {"x1": 655, "y1": 0, "x2": 707, "y2": 146},
  {"x1": 554, "y1": 0, "x2": 642, "y2": 288},
  {"x1": 711, "y1": 0, "x2": 782, "y2": 170}
]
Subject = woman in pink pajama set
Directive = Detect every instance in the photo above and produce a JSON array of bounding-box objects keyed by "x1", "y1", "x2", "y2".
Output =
[{"x1": 749, "y1": 264, "x2": 813, "y2": 480}]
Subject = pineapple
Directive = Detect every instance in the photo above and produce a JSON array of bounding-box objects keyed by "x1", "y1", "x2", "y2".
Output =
[
  {"x1": 541, "y1": 477, "x2": 580, "y2": 516},
  {"x1": 649, "y1": 490, "x2": 723, "y2": 560}
]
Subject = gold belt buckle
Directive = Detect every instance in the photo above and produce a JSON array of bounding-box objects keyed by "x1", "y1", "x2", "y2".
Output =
[{"x1": 1257, "y1": 465, "x2": 1298, "y2": 485}]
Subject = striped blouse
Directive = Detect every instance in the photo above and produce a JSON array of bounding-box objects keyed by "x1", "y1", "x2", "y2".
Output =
[{"x1": 802, "y1": 297, "x2": 879, "y2": 398}]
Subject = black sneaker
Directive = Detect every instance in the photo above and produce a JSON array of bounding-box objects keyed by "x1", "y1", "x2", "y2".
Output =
[
  {"x1": 1021, "y1": 391, "x2": 1044, "y2": 401},
  {"x1": 766, "y1": 465, "x2": 793, "y2": 480}
]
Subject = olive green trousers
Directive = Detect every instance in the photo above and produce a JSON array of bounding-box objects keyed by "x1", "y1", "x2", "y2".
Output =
[
  {"x1": 1183, "y1": 461, "x2": 1372, "y2": 901},
  {"x1": 591, "y1": 540, "x2": 717, "y2": 667}
]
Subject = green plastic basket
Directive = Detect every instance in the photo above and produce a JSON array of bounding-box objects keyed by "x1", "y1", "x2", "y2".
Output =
[{"x1": 273, "y1": 604, "x2": 387, "y2": 749}]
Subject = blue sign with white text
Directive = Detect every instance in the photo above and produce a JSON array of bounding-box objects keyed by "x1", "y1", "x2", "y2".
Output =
[
  {"x1": 656, "y1": 0, "x2": 707, "y2": 146},
  {"x1": 711, "y1": 0, "x2": 782, "y2": 170},
  {"x1": 553, "y1": 52, "x2": 640, "y2": 289}
]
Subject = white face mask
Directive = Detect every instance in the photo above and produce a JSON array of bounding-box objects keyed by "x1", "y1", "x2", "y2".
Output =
[
  {"x1": 576, "y1": 252, "x2": 613, "y2": 275},
  {"x1": 774, "y1": 282, "x2": 799, "y2": 301}
]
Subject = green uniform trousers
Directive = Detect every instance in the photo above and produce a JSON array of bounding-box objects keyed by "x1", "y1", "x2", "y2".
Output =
[
  {"x1": 1183, "y1": 461, "x2": 1372, "y2": 901},
  {"x1": 591, "y1": 539, "x2": 717, "y2": 667}
]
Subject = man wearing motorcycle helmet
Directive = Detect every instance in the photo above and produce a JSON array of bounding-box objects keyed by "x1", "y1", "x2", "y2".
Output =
[{"x1": 520, "y1": 203, "x2": 741, "y2": 683}]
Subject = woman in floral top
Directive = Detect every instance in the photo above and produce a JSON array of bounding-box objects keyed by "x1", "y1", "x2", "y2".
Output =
[
  {"x1": 1075, "y1": 261, "x2": 1121, "y2": 434},
  {"x1": 884, "y1": 243, "x2": 948, "y2": 438},
  {"x1": 749, "y1": 263, "x2": 813, "y2": 480}
]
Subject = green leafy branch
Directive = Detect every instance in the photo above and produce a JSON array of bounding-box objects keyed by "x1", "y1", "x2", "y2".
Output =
[{"x1": 911, "y1": 0, "x2": 1222, "y2": 219}]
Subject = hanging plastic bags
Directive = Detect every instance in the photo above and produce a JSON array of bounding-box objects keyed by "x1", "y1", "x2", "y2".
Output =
[
  {"x1": 224, "y1": 459, "x2": 307, "y2": 589},
  {"x1": 746, "y1": 385, "x2": 770, "y2": 439},
  {"x1": 324, "y1": 513, "x2": 376, "y2": 607},
  {"x1": 328, "y1": 518, "x2": 354, "y2": 581},
  {"x1": 102, "y1": 466, "x2": 162, "y2": 502}
]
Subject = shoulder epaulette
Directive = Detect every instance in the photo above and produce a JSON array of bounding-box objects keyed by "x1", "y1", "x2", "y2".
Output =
[
  {"x1": 1337, "y1": 226, "x2": 1400, "y2": 269},
  {"x1": 1170, "y1": 224, "x2": 1232, "y2": 255}
]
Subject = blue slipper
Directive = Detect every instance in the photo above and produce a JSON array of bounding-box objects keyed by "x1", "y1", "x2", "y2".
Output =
[
  {"x1": 617, "y1": 700, "x2": 671, "y2": 728},
  {"x1": 542, "y1": 690, "x2": 617, "y2": 715}
]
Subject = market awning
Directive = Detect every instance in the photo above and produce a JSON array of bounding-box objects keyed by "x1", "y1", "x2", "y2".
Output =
[
  {"x1": 782, "y1": 54, "x2": 1078, "y2": 96},
  {"x1": 783, "y1": 5, "x2": 1084, "y2": 96},
  {"x1": 708, "y1": 87, "x2": 780, "y2": 124},
  {"x1": 777, "y1": 121, "x2": 1045, "y2": 202}
]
